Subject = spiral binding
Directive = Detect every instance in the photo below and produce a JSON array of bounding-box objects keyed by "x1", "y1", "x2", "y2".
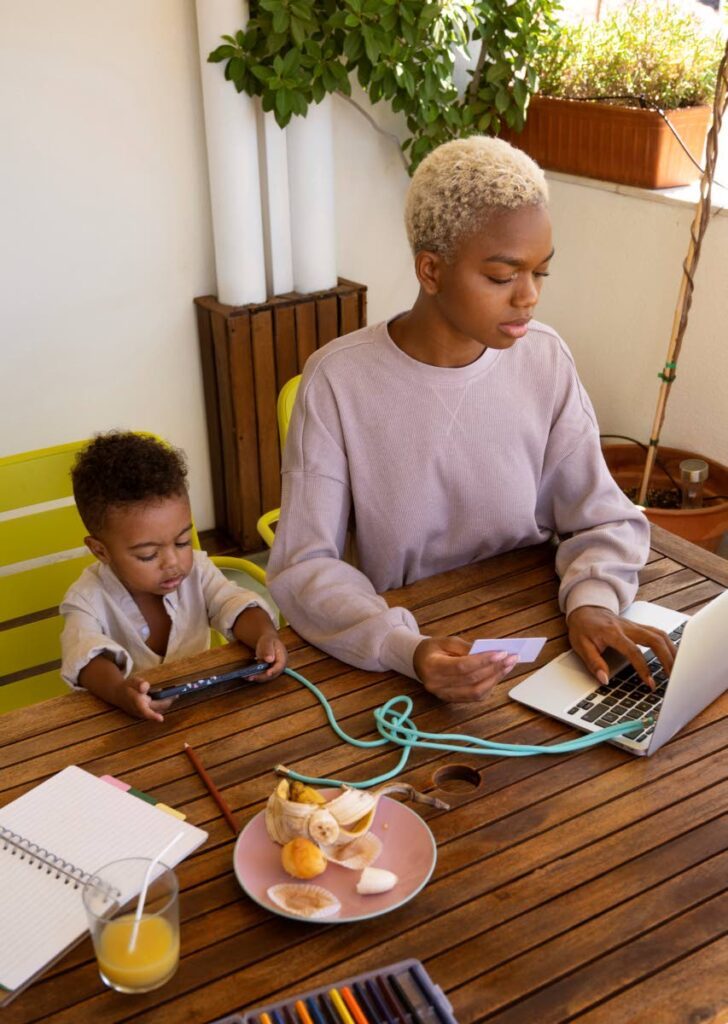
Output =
[{"x1": 0, "y1": 825, "x2": 120, "y2": 899}]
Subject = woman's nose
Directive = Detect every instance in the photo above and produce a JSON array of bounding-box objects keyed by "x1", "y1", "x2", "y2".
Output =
[{"x1": 513, "y1": 273, "x2": 539, "y2": 308}]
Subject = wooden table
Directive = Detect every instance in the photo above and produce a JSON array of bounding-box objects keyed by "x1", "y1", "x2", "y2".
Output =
[{"x1": 1, "y1": 524, "x2": 727, "y2": 1024}]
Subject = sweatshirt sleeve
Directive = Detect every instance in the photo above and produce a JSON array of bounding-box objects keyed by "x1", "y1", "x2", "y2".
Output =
[
  {"x1": 59, "y1": 593, "x2": 132, "y2": 689},
  {"x1": 196, "y1": 551, "x2": 277, "y2": 640},
  {"x1": 535, "y1": 345, "x2": 651, "y2": 617},
  {"x1": 267, "y1": 369, "x2": 425, "y2": 678}
]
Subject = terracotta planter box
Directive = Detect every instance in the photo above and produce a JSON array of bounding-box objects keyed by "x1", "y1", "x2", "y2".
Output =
[
  {"x1": 602, "y1": 444, "x2": 728, "y2": 551},
  {"x1": 502, "y1": 96, "x2": 711, "y2": 189}
]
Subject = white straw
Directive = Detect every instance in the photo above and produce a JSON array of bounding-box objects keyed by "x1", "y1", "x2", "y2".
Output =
[{"x1": 128, "y1": 832, "x2": 184, "y2": 953}]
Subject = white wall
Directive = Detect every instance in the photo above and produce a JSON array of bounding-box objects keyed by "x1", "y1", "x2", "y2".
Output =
[
  {"x1": 3, "y1": 2, "x2": 728, "y2": 536},
  {"x1": 537, "y1": 177, "x2": 728, "y2": 466},
  {"x1": 1, "y1": 0, "x2": 217, "y2": 526}
]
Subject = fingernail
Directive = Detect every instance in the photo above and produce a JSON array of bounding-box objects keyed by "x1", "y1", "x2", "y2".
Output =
[
  {"x1": 597, "y1": 670, "x2": 609, "y2": 686},
  {"x1": 504, "y1": 655, "x2": 519, "y2": 668},
  {"x1": 492, "y1": 650, "x2": 510, "y2": 661}
]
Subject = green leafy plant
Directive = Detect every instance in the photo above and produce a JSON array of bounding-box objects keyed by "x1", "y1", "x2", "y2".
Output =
[
  {"x1": 208, "y1": 0, "x2": 560, "y2": 172},
  {"x1": 534, "y1": 0, "x2": 725, "y2": 110}
]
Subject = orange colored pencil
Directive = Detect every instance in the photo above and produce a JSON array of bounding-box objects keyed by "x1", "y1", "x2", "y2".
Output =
[
  {"x1": 183, "y1": 741, "x2": 238, "y2": 835},
  {"x1": 341, "y1": 986, "x2": 370, "y2": 1024},
  {"x1": 294, "y1": 1001, "x2": 315, "y2": 1024}
]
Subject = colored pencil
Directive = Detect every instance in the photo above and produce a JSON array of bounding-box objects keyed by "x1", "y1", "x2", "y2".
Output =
[
  {"x1": 305, "y1": 997, "x2": 327, "y2": 1024},
  {"x1": 388, "y1": 975, "x2": 422, "y2": 1024},
  {"x1": 183, "y1": 741, "x2": 238, "y2": 835},
  {"x1": 364, "y1": 979, "x2": 392, "y2": 1023},
  {"x1": 342, "y1": 986, "x2": 370, "y2": 1023},
  {"x1": 353, "y1": 982, "x2": 381, "y2": 1023},
  {"x1": 259, "y1": 1015, "x2": 273, "y2": 1024},
  {"x1": 295, "y1": 1000, "x2": 315, "y2": 1024},
  {"x1": 375, "y1": 977, "x2": 406, "y2": 1024},
  {"x1": 329, "y1": 988, "x2": 355, "y2": 1024}
]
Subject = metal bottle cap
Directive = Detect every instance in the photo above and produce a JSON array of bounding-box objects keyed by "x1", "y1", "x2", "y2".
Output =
[{"x1": 679, "y1": 458, "x2": 709, "y2": 483}]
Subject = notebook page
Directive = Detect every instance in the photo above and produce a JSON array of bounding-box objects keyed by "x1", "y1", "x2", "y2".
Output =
[{"x1": 0, "y1": 765, "x2": 207, "y2": 992}]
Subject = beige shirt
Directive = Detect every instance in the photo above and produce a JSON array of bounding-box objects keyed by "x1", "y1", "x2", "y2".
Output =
[{"x1": 60, "y1": 550, "x2": 275, "y2": 688}]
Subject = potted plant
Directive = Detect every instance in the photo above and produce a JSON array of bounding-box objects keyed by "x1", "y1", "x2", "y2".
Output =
[
  {"x1": 502, "y1": 0, "x2": 725, "y2": 188},
  {"x1": 598, "y1": 32, "x2": 728, "y2": 552},
  {"x1": 207, "y1": 0, "x2": 560, "y2": 172}
]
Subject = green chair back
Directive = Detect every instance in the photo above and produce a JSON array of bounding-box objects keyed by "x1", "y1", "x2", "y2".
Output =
[{"x1": 0, "y1": 441, "x2": 93, "y2": 711}]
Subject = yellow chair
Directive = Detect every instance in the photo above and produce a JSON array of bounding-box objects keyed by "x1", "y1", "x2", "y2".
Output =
[
  {"x1": 0, "y1": 440, "x2": 269, "y2": 713},
  {"x1": 257, "y1": 374, "x2": 301, "y2": 548}
]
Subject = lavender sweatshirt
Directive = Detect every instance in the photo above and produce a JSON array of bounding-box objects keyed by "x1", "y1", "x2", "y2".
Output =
[{"x1": 267, "y1": 319, "x2": 649, "y2": 679}]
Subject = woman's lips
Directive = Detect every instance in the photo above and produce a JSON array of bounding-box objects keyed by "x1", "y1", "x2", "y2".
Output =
[{"x1": 498, "y1": 319, "x2": 531, "y2": 339}]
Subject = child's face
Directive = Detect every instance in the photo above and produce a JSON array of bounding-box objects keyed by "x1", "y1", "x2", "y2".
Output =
[
  {"x1": 87, "y1": 493, "x2": 194, "y2": 599},
  {"x1": 426, "y1": 203, "x2": 554, "y2": 351}
]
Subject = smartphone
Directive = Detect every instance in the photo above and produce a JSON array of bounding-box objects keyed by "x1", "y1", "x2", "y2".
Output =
[{"x1": 151, "y1": 659, "x2": 270, "y2": 701}]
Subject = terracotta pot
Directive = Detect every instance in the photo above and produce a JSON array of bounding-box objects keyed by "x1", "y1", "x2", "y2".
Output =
[
  {"x1": 602, "y1": 444, "x2": 728, "y2": 551},
  {"x1": 501, "y1": 96, "x2": 711, "y2": 189}
]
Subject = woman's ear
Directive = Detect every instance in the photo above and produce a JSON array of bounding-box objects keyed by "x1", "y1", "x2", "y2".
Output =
[
  {"x1": 414, "y1": 250, "x2": 443, "y2": 296},
  {"x1": 85, "y1": 536, "x2": 110, "y2": 563}
]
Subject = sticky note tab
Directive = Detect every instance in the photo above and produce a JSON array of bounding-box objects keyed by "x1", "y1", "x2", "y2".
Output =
[
  {"x1": 100, "y1": 774, "x2": 131, "y2": 792},
  {"x1": 127, "y1": 786, "x2": 157, "y2": 805},
  {"x1": 155, "y1": 802, "x2": 186, "y2": 821},
  {"x1": 469, "y1": 637, "x2": 547, "y2": 662}
]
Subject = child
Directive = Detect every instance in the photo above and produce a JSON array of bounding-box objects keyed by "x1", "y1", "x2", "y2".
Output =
[
  {"x1": 268, "y1": 136, "x2": 675, "y2": 702},
  {"x1": 61, "y1": 432, "x2": 286, "y2": 721}
]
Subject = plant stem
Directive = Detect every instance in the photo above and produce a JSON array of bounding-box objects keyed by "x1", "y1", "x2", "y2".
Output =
[{"x1": 468, "y1": 38, "x2": 488, "y2": 101}]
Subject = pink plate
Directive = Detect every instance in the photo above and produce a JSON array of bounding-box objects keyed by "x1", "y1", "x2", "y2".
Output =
[{"x1": 233, "y1": 794, "x2": 437, "y2": 923}]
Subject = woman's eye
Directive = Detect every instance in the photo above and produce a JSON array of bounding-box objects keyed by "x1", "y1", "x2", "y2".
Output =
[
  {"x1": 486, "y1": 276, "x2": 514, "y2": 285},
  {"x1": 534, "y1": 271, "x2": 550, "y2": 279}
]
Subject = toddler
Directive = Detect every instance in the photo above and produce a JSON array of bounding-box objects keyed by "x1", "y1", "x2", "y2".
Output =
[{"x1": 61, "y1": 431, "x2": 286, "y2": 720}]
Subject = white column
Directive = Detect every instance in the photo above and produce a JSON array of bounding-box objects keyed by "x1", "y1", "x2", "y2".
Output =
[
  {"x1": 261, "y1": 112, "x2": 294, "y2": 296},
  {"x1": 286, "y1": 96, "x2": 337, "y2": 293},
  {"x1": 195, "y1": 0, "x2": 266, "y2": 305}
]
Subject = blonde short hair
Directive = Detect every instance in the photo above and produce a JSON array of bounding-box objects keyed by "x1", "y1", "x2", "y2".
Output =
[{"x1": 405, "y1": 136, "x2": 549, "y2": 260}]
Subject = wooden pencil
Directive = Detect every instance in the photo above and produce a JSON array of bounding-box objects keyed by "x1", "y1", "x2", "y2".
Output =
[{"x1": 183, "y1": 741, "x2": 239, "y2": 835}]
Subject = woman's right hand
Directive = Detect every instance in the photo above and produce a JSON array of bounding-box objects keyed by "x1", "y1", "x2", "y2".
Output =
[{"x1": 413, "y1": 636, "x2": 518, "y2": 703}]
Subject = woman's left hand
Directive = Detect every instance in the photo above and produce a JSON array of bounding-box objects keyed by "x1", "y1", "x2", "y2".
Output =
[{"x1": 567, "y1": 606, "x2": 676, "y2": 690}]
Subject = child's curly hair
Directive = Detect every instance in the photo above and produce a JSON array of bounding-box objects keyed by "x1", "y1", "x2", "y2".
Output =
[
  {"x1": 405, "y1": 135, "x2": 548, "y2": 261},
  {"x1": 72, "y1": 431, "x2": 188, "y2": 536}
]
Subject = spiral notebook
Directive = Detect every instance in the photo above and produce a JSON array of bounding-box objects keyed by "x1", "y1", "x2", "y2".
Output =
[{"x1": 0, "y1": 765, "x2": 207, "y2": 1005}]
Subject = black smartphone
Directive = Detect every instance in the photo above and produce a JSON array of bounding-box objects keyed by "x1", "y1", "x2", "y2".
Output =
[{"x1": 151, "y1": 659, "x2": 270, "y2": 701}]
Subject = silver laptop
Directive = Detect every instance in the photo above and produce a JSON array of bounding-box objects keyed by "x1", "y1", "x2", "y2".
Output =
[{"x1": 509, "y1": 589, "x2": 728, "y2": 756}]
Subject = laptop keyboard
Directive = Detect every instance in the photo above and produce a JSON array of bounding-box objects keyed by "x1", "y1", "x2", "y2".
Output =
[{"x1": 565, "y1": 623, "x2": 686, "y2": 745}]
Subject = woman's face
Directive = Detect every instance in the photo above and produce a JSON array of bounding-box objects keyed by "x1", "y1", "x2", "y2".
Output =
[{"x1": 430, "y1": 203, "x2": 554, "y2": 352}]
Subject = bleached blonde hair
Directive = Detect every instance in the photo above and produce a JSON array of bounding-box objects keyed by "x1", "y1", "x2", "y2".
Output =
[{"x1": 405, "y1": 136, "x2": 549, "y2": 260}]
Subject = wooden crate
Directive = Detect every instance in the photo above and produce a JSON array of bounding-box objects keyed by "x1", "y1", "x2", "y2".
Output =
[{"x1": 195, "y1": 279, "x2": 367, "y2": 552}]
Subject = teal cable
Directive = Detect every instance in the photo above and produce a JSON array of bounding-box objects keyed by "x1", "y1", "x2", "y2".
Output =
[{"x1": 282, "y1": 667, "x2": 651, "y2": 790}]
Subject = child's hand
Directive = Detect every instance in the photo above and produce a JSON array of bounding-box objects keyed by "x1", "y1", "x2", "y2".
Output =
[
  {"x1": 254, "y1": 632, "x2": 288, "y2": 680},
  {"x1": 122, "y1": 675, "x2": 176, "y2": 722}
]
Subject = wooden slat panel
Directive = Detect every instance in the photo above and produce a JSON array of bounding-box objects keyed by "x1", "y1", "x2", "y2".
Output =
[
  {"x1": 0, "y1": 616, "x2": 63, "y2": 677},
  {"x1": 338, "y1": 290, "x2": 359, "y2": 336},
  {"x1": 315, "y1": 295, "x2": 338, "y2": 346},
  {"x1": 0, "y1": 443, "x2": 83, "y2": 514},
  {"x1": 273, "y1": 305, "x2": 297, "y2": 393},
  {"x1": 195, "y1": 304, "x2": 226, "y2": 532},
  {"x1": 294, "y1": 300, "x2": 317, "y2": 368},
  {"x1": 0, "y1": 504, "x2": 87, "y2": 567},
  {"x1": 210, "y1": 309, "x2": 242, "y2": 543},
  {"x1": 0, "y1": 669, "x2": 66, "y2": 714},
  {"x1": 228, "y1": 314, "x2": 261, "y2": 551},
  {"x1": 0, "y1": 553, "x2": 93, "y2": 622},
  {"x1": 250, "y1": 310, "x2": 281, "y2": 515}
]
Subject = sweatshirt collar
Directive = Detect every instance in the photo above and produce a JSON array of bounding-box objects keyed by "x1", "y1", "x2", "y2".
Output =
[{"x1": 382, "y1": 317, "x2": 502, "y2": 385}]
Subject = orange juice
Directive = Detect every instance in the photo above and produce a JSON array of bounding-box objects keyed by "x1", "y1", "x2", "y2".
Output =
[{"x1": 96, "y1": 913, "x2": 179, "y2": 992}]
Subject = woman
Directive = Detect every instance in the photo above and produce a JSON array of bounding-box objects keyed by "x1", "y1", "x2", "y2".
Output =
[{"x1": 268, "y1": 136, "x2": 675, "y2": 702}]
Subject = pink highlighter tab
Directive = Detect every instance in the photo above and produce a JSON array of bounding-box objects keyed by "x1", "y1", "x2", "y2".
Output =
[{"x1": 100, "y1": 774, "x2": 132, "y2": 793}]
